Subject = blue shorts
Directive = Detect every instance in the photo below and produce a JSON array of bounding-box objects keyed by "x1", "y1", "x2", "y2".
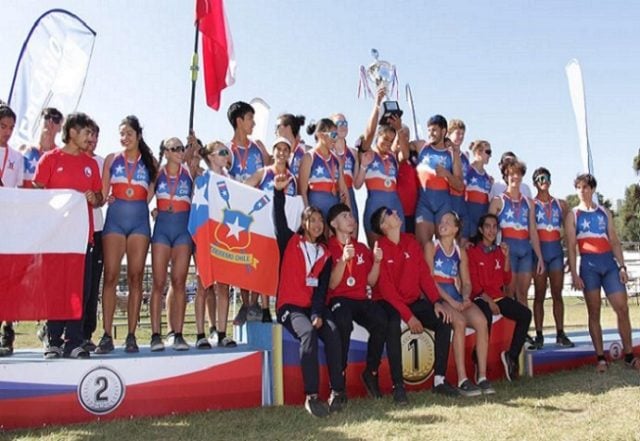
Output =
[
  {"x1": 438, "y1": 282, "x2": 462, "y2": 303},
  {"x1": 450, "y1": 194, "x2": 469, "y2": 237},
  {"x1": 504, "y1": 237, "x2": 534, "y2": 274},
  {"x1": 416, "y1": 189, "x2": 451, "y2": 225},
  {"x1": 537, "y1": 241, "x2": 564, "y2": 272},
  {"x1": 580, "y1": 252, "x2": 626, "y2": 295},
  {"x1": 364, "y1": 190, "x2": 405, "y2": 233},
  {"x1": 103, "y1": 199, "x2": 151, "y2": 237},
  {"x1": 465, "y1": 202, "x2": 489, "y2": 239},
  {"x1": 152, "y1": 211, "x2": 193, "y2": 248},
  {"x1": 308, "y1": 190, "x2": 340, "y2": 220}
]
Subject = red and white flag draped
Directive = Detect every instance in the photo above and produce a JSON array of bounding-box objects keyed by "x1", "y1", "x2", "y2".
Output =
[
  {"x1": 0, "y1": 188, "x2": 88, "y2": 320},
  {"x1": 188, "y1": 173, "x2": 303, "y2": 295},
  {"x1": 196, "y1": 0, "x2": 236, "y2": 110}
]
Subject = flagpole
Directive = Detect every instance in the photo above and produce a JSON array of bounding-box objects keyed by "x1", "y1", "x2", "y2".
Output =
[{"x1": 188, "y1": 20, "x2": 199, "y2": 131}]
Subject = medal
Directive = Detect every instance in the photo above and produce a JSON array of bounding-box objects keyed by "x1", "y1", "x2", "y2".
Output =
[
  {"x1": 546, "y1": 224, "x2": 553, "y2": 232},
  {"x1": 123, "y1": 153, "x2": 141, "y2": 198},
  {"x1": 346, "y1": 276, "x2": 356, "y2": 287},
  {"x1": 125, "y1": 187, "x2": 134, "y2": 198},
  {"x1": 384, "y1": 178, "x2": 392, "y2": 188},
  {"x1": 168, "y1": 204, "x2": 174, "y2": 213}
]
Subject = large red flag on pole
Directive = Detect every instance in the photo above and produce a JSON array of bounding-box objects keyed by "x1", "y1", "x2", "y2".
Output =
[{"x1": 196, "y1": 0, "x2": 236, "y2": 110}]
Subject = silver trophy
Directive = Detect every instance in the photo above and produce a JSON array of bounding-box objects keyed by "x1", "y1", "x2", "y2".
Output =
[{"x1": 359, "y1": 49, "x2": 403, "y2": 124}]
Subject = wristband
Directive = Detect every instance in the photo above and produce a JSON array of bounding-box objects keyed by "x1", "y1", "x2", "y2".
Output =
[{"x1": 619, "y1": 265, "x2": 627, "y2": 272}]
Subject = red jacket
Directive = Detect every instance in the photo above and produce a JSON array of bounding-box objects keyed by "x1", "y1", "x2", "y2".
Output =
[
  {"x1": 373, "y1": 233, "x2": 440, "y2": 322},
  {"x1": 467, "y1": 244, "x2": 512, "y2": 300}
]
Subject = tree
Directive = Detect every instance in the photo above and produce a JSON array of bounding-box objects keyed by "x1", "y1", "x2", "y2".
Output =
[{"x1": 617, "y1": 184, "x2": 640, "y2": 242}]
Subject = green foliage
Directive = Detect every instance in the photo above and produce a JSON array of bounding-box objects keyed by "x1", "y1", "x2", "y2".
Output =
[{"x1": 617, "y1": 184, "x2": 640, "y2": 242}]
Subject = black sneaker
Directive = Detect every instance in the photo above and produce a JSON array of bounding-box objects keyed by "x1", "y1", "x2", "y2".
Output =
[
  {"x1": 458, "y1": 379, "x2": 482, "y2": 397},
  {"x1": 172, "y1": 334, "x2": 189, "y2": 351},
  {"x1": 528, "y1": 334, "x2": 544, "y2": 350},
  {"x1": 304, "y1": 394, "x2": 329, "y2": 417},
  {"x1": 556, "y1": 333, "x2": 575, "y2": 348},
  {"x1": 392, "y1": 383, "x2": 409, "y2": 405},
  {"x1": 124, "y1": 333, "x2": 139, "y2": 353},
  {"x1": 525, "y1": 334, "x2": 536, "y2": 347},
  {"x1": 432, "y1": 381, "x2": 460, "y2": 397},
  {"x1": 150, "y1": 333, "x2": 165, "y2": 352},
  {"x1": 261, "y1": 308, "x2": 273, "y2": 323},
  {"x1": 94, "y1": 333, "x2": 114, "y2": 354},
  {"x1": 477, "y1": 379, "x2": 496, "y2": 395},
  {"x1": 361, "y1": 369, "x2": 382, "y2": 399},
  {"x1": 328, "y1": 390, "x2": 347, "y2": 413},
  {"x1": 196, "y1": 337, "x2": 212, "y2": 349},
  {"x1": 64, "y1": 346, "x2": 90, "y2": 359},
  {"x1": 82, "y1": 339, "x2": 97, "y2": 352},
  {"x1": 500, "y1": 351, "x2": 517, "y2": 382},
  {"x1": 0, "y1": 347, "x2": 13, "y2": 357},
  {"x1": 44, "y1": 345, "x2": 63, "y2": 359}
]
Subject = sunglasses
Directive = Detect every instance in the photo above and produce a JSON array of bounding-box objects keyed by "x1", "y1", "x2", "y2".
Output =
[
  {"x1": 166, "y1": 145, "x2": 185, "y2": 153},
  {"x1": 44, "y1": 114, "x2": 62, "y2": 124},
  {"x1": 214, "y1": 149, "x2": 230, "y2": 157},
  {"x1": 484, "y1": 149, "x2": 492, "y2": 156},
  {"x1": 335, "y1": 120, "x2": 348, "y2": 127},
  {"x1": 535, "y1": 175, "x2": 551, "y2": 184},
  {"x1": 323, "y1": 131, "x2": 339, "y2": 140}
]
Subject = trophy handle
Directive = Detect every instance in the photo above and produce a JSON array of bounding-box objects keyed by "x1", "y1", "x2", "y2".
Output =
[{"x1": 358, "y1": 65, "x2": 372, "y2": 99}]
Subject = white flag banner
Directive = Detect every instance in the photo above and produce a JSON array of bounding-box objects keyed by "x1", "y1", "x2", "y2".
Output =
[
  {"x1": 250, "y1": 97, "x2": 271, "y2": 153},
  {"x1": 7, "y1": 9, "x2": 96, "y2": 147},
  {"x1": 565, "y1": 59, "x2": 593, "y2": 174}
]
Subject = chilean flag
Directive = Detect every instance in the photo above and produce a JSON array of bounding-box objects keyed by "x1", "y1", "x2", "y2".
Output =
[
  {"x1": 196, "y1": 0, "x2": 236, "y2": 110},
  {"x1": 0, "y1": 188, "x2": 88, "y2": 320},
  {"x1": 189, "y1": 173, "x2": 304, "y2": 295}
]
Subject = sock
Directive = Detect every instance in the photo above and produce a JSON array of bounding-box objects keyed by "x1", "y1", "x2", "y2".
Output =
[
  {"x1": 557, "y1": 329, "x2": 564, "y2": 337},
  {"x1": 458, "y1": 378, "x2": 468, "y2": 388},
  {"x1": 536, "y1": 330, "x2": 543, "y2": 338},
  {"x1": 434, "y1": 375, "x2": 445, "y2": 387},
  {"x1": 218, "y1": 331, "x2": 226, "y2": 341},
  {"x1": 175, "y1": 332, "x2": 182, "y2": 338},
  {"x1": 196, "y1": 333, "x2": 205, "y2": 340},
  {"x1": 477, "y1": 376, "x2": 487, "y2": 383},
  {"x1": 597, "y1": 354, "x2": 606, "y2": 362},
  {"x1": 624, "y1": 352, "x2": 634, "y2": 364},
  {"x1": 151, "y1": 333, "x2": 160, "y2": 339}
]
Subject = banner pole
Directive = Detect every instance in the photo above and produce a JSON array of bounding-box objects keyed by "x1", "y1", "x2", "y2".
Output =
[{"x1": 188, "y1": 20, "x2": 199, "y2": 131}]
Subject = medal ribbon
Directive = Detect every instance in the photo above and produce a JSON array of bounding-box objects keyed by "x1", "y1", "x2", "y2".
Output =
[
  {"x1": 124, "y1": 153, "x2": 141, "y2": 188},
  {"x1": 164, "y1": 166, "x2": 180, "y2": 209},
  {"x1": 339, "y1": 240, "x2": 354, "y2": 279},
  {"x1": 319, "y1": 151, "x2": 337, "y2": 194},
  {"x1": 232, "y1": 141, "x2": 251, "y2": 174}
]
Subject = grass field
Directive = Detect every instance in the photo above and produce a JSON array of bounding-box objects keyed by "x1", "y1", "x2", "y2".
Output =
[{"x1": 3, "y1": 299, "x2": 640, "y2": 440}]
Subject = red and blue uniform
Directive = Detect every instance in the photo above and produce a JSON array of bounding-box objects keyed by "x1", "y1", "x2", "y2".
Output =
[
  {"x1": 103, "y1": 153, "x2": 151, "y2": 237},
  {"x1": 464, "y1": 165, "x2": 492, "y2": 238},
  {"x1": 433, "y1": 240, "x2": 463, "y2": 302},
  {"x1": 335, "y1": 147, "x2": 359, "y2": 226},
  {"x1": 289, "y1": 142, "x2": 306, "y2": 178},
  {"x1": 574, "y1": 206, "x2": 624, "y2": 294},
  {"x1": 259, "y1": 167, "x2": 297, "y2": 196},
  {"x1": 416, "y1": 145, "x2": 453, "y2": 224},
  {"x1": 307, "y1": 151, "x2": 340, "y2": 218},
  {"x1": 450, "y1": 152, "x2": 469, "y2": 236},
  {"x1": 497, "y1": 193, "x2": 533, "y2": 273},
  {"x1": 363, "y1": 151, "x2": 404, "y2": 233},
  {"x1": 534, "y1": 197, "x2": 563, "y2": 272},
  {"x1": 228, "y1": 141, "x2": 264, "y2": 182},
  {"x1": 152, "y1": 165, "x2": 193, "y2": 248}
]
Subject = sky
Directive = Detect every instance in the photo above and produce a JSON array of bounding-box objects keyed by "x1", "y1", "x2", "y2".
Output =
[{"x1": 1, "y1": 0, "x2": 639, "y2": 203}]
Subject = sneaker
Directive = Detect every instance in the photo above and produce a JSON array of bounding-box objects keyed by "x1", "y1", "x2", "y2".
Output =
[
  {"x1": 44, "y1": 345, "x2": 63, "y2": 359},
  {"x1": 596, "y1": 359, "x2": 609, "y2": 373},
  {"x1": 525, "y1": 334, "x2": 536, "y2": 347},
  {"x1": 1, "y1": 325, "x2": 15, "y2": 348},
  {"x1": 94, "y1": 333, "x2": 114, "y2": 354},
  {"x1": 328, "y1": 390, "x2": 347, "y2": 413},
  {"x1": 196, "y1": 337, "x2": 212, "y2": 349},
  {"x1": 261, "y1": 308, "x2": 273, "y2": 323},
  {"x1": 233, "y1": 305, "x2": 249, "y2": 326},
  {"x1": 0, "y1": 347, "x2": 13, "y2": 357},
  {"x1": 124, "y1": 333, "x2": 139, "y2": 353},
  {"x1": 247, "y1": 304, "x2": 262, "y2": 322},
  {"x1": 165, "y1": 331, "x2": 175, "y2": 346},
  {"x1": 556, "y1": 333, "x2": 575, "y2": 348},
  {"x1": 219, "y1": 336, "x2": 237, "y2": 348},
  {"x1": 501, "y1": 351, "x2": 517, "y2": 382},
  {"x1": 64, "y1": 346, "x2": 90, "y2": 359},
  {"x1": 304, "y1": 394, "x2": 329, "y2": 417},
  {"x1": 392, "y1": 384, "x2": 409, "y2": 405},
  {"x1": 82, "y1": 340, "x2": 97, "y2": 352},
  {"x1": 458, "y1": 379, "x2": 482, "y2": 397},
  {"x1": 172, "y1": 334, "x2": 190, "y2": 351},
  {"x1": 625, "y1": 356, "x2": 640, "y2": 371},
  {"x1": 477, "y1": 379, "x2": 496, "y2": 395},
  {"x1": 150, "y1": 333, "x2": 165, "y2": 352},
  {"x1": 528, "y1": 334, "x2": 544, "y2": 350},
  {"x1": 432, "y1": 381, "x2": 460, "y2": 397},
  {"x1": 361, "y1": 369, "x2": 382, "y2": 399}
]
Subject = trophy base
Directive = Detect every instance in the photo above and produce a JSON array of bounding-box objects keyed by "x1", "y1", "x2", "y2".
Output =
[{"x1": 379, "y1": 100, "x2": 403, "y2": 125}]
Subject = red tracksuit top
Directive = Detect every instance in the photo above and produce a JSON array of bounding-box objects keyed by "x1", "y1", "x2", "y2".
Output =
[
  {"x1": 372, "y1": 233, "x2": 440, "y2": 322},
  {"x1": 467, "y1": 244, "x2": 512, "y2": 300}
]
